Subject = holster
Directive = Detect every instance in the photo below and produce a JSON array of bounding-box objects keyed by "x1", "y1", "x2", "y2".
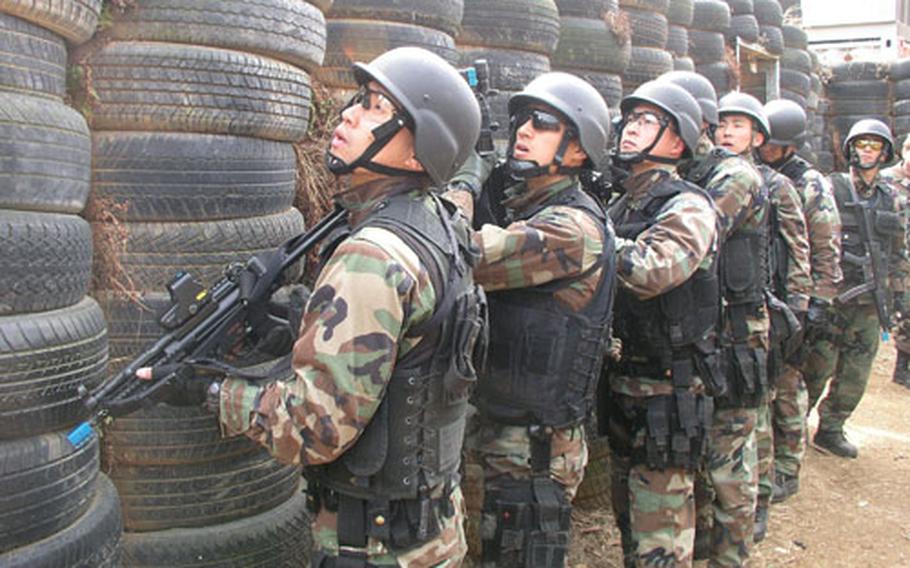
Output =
[
  {"x1": 481, "y1": 477, "x2": 572, "y2": 568},
  {"x1": 306, "y1": 481, "x2": 455, "y2": 567}
]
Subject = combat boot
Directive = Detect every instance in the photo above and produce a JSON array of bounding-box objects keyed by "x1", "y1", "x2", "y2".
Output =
[
  {"x1": 813, "y1": 429, "x2": 858, "y2": 458},
  {"x1": 771, "y1": 471, "x2": 799, "y2": 503},
  {"x1": 894, "y1": 349, "x2": 910, "y2": 388},
  {"x1": 753, "y1": 504, "x2": 769, "y2": 543}
]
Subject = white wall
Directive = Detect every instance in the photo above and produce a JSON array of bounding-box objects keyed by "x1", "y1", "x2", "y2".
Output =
[{"x1": 802, "y1": 0, "x2": 896, "y2": 27}]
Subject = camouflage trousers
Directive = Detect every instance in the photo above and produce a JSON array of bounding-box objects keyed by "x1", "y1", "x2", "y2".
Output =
[
  {"x1": 608, "y1": 394, "x2": 697, "y2": 568},
  {"x1": 771, "y1": 364, "x2": 808, "y2": 477},
  {"x1": 803, "y1": 303, "x2": 880, "y2": 433},
  {"x1": 464, "y1": 412, "x2": 587, "y2": 566},
  {"x1": 695, "y1": 407, "x2": 758, "y2": 567},
  {"x1": 310, "y1": 487, "x2": 467, "y2": 567},
  {"x1": 754, "y1": 397, "x2": 774, "y2": 507}
]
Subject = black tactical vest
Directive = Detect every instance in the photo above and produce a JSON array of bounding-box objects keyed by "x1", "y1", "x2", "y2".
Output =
[
  {"x1": 609, "y1": 176, "x2": 721, "y2": 377},
  {"x1": 759, "y1": 164, "x2": 789, "y2": 300},
  {"x1": 779, "y1": 155, "x2": 811, "y2": 185},
  {"x1": 474, "y1": 183, "x2": 616, "y2": 428},
  {"x1": 686, "y1": 148, "x2": 770, "y2": 319},
  {"x1": 681, "y1": 146, "x2": 737, "y2": 188},
  {"x1": 830, "y1": 172, "x2": 898, "y2": 289},
  {"x1": 308, "y1": 191, "x2": 483, "y2": 502}
]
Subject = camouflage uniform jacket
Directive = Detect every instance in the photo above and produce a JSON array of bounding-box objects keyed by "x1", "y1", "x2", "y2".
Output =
[
  {"x1": 834, "y1": 169, "x2": 910, "y2": 298},
  {"x1": 609, "y1": 165, "x2": 719, "y2": 397},
  {"x1": 780, "y1": 155, "x2": 843, "y2": 303},
  {"x1": 761, "y1": 163, "x2": 812, "y2": 311},
  {"x1": 688, "y1": 136, "x2": 770, "y2": 349},
  {"x1": 468, "y1": 175, "x2": 607, "y2": 311},
  {"x1": 218, "y1": 178, "x2": 454, "y2": 466}
]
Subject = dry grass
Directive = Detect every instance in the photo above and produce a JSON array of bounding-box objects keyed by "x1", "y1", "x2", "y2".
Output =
[
  {"x1": 293, "y1": 81, "x2": 347, "y2": 279},
  {"x1": 86, "y1": 196, "x2": 144, "y2": 304},
  {"x1": 606, "y1": 10, "x2": 632, "y2": 45},
  {"x1": 294, "y1": 80, "x2": 342, "y2": 229}
]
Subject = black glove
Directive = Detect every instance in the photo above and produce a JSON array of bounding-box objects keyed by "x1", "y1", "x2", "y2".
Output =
[
  {"x1": 447, "y1": 150, "x2": 493, "y2": 199},
  {"x1": 152, "y1": 364, "x2": 221, "y2": 408},
  {"x1": 806, "y1": 297, "x2": 830, "y2": 327}
]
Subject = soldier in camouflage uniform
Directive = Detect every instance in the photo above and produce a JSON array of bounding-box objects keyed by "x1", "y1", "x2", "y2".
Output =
[
  {"x1": 803, "y1": 119, "x2": 910, "y2": 458},
  {"x1": 606, "y1": 80, "x2": 720, "y2": 568},
  {"x1": 665, "y1": 74, "x2": 768, "y2": 567},
  {"x1": 143, "y1": 48, "x2": 487, "y2": 567},
  {"x1": 758, "y1": 99, "x2": 843, "y2": 501},
  {"x1": 709, "y1": 94, "x2": 811, "y2": 544},
  {"x1": 880, "y1": 134, "x2": 910, "y2": 389},
  {"x1": 448, "y1": 71, "x2": 616, "y2": 568}
]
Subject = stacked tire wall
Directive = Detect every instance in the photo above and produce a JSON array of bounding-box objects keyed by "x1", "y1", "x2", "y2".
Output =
[
  {"x1": 551, "y1": 0, "x2": 628, "y2": 118},
  {"x1": 72, "y1": 1, "x2": 323, "y2": 564},
  {"x1": 890, "y1": 60, "x2": 910, "y2": 151},
  {"x1": 320, "y1": 0, "x2": 462, "y2": 92},
  {"x1": 456, "y1": 0, "x2": 560, "y2": 149},
  {"x1": 668, "y1": 0, "x2": 695, "y2": 72},
  {"x1": 690, "y1": 0, "x2": 734, "y2": 96},
  {"x1": 823, "y1": 61, "x2": 892, "y2": 171},
  {"x1": 620, "y1": 0, "x2": 674, "y2": 95},
  {"x1": 0, "y1": 2, "x2": 123, "y2": 565}
]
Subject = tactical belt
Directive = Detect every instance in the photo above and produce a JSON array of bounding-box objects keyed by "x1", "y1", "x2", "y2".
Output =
[{"x1": 306, "y1": 480, "x2": 456, "y2": 567}]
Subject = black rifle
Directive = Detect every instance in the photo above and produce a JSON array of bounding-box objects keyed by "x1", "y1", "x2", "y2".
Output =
[
  {"x1": 66, "y1": 207, "x2": 348, "y2": 449},
  {"x1": 836, "y1": 180, "x2": 893, "y2": 333},
  {"x1": 459, "y1": 59, "x2": 498, "y2": 157}
]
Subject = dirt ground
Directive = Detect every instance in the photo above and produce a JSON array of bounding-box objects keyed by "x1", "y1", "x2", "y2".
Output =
[{"x1": 567, "y1": 341, "x2": 910, "y2": 568}]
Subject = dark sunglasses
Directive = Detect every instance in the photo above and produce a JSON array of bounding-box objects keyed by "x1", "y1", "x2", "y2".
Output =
[{"x1": 511, "y1": 108, "x2": 564, "y2": 132}]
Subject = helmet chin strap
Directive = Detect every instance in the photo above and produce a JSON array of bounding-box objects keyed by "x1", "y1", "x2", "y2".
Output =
[
  {"x1": 848, "y1": 146, "x2": 882, "y2": 171},
  {"x1": 506, "y1": 128, "x2": 583, "y2": 180},
  {"x1": 325, "y1": 112, "x2": 423, "y2": 178}
]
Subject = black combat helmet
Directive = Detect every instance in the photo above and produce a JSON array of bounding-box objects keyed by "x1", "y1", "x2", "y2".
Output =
[
  {"x1": 507, "y1": 71, "x2": 612, "y2": 177},
  {"x1": 717, "y1": 91, "x2": 771, "y2": 140},
  {"x1": 843, "y1": 118, "x2": 895, "y2": 167},
  {"x1": 618, "y1": 80, "x2": 703, "y2": 162},
  {"x1": 660, "y1": 70, "x2": 719, "y2": 127},
  {"x1": 764, "y1": 99, "x2": 808, "y2": 148},
  {"x1": 328, "y1": 47, "x2": 481, "y2": 186}
]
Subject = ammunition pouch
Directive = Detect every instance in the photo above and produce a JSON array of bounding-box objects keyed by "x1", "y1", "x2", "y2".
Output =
[
  {"x1": 766, "y1": 289, "x2": 803, "y2": 378},
  {"x1": 607, "y1": 390, "x2": 713, "y2": 472},
  {"x1": 481, "y1": 477, "x2": 572, "y2": 568},
  {"x1": 307, "y1": 480, "x2": 456, "y2": 567},
  {"x1": 717, "y1": 341, "x2": 768, "y2": 408}
]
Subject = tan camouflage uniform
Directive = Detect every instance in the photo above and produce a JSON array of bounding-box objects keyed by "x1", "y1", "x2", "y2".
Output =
[
  {"x1": 688, "y1": 136, "x2": 768, "y2": 567},
  {"x1": 218, "y1": 179, "x2": 469, "y2": 567},
  {"x1": 608, "y1": 166, "x2": 719, "y2": 568},
  {"x1": 755, "y1": 164, "x2": 811, "y2": 512},
  {"x1": 774, "y1": 157, "x2": 842, "y2": 480}
]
